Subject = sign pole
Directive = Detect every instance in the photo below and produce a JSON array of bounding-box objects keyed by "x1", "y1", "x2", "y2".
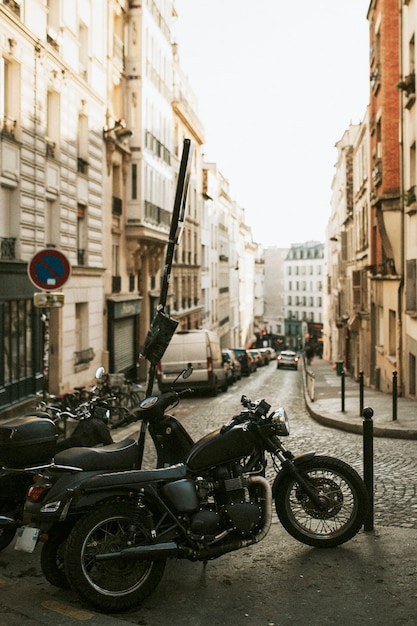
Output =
[
  {"x1": 28, "y1": 249, "x2": 71, "y2": 397},
  {"x1": 41, "y1": 309, "x2": 50, "y2": 401}
]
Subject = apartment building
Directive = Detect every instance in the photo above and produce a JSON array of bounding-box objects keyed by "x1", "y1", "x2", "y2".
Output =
[
  {"x1": 325, "y1": 0, "x2": 417, "y2": 400},
  {"x1": 367, "y1": 0, "x2": 402, "y2": 394},
  {"x1": 401, "y1": 0, "x2": 417, "y2": 398},
  {"x1": 0, "y1": 0, "x2": 262, "y2": 413},
  {"x1": 171, "y1": 42, "x2": 205, "y2": 331},
  {"x1": 284, "y1": 241, "x2": 324, "y2": 354},
  {"x1": 0, "y1": 0, "x2": 109, "y2": 406},
  {"x1": 263, "y1": 246, "x2": 287, "y2": 345}
]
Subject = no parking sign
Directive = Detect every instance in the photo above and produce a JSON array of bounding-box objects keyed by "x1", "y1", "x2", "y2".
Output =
[{"x1": 28, "y1": 249, "x2": 71, "y2": 291}]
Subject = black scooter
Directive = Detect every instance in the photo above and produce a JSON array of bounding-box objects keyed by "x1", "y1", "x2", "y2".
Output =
[
  {"x1": 9, "y1": 371, "x2": 193, "y2": 588},
  {"x1": 0, "y1": 397, "x2": 113, "y2": 552}
]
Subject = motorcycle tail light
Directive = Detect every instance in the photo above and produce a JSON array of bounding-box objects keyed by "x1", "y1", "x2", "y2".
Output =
[{"x1": 27, "y1": 483, "x2": 51, "y2": 503}]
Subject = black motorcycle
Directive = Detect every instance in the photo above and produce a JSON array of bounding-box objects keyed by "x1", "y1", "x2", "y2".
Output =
[
  {"x1": 23, "y1": 391, "x2": 368, "y2": 613},
  {"x1": 0, "y1": 396, "x2": 114, "y2": 552}
]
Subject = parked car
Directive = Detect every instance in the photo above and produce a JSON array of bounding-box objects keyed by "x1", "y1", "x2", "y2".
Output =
[
  {"x1": 249, "y1": 349, "x2": 264, "y2": 368},
  {"x1": 157, "y1": 329, "x2": 228, "y2": 395},
  {"x1": 222, "y1": 349, "x2": 242, "y2": 383},
  {"x1": 259, "y1": 348, "x2": 271, "y2": 365},
  {"x1": 276, "y1": 350, "x2": 299, "y2": 370},
  {"x1": 232, "y1": 348, "x2": 256, "y2": 376},
  {"x1": 265, "y1": 347, "x2": 277, "y2": 361}
]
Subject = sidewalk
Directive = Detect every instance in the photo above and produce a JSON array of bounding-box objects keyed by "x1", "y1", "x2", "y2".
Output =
[{"x1": 303, "y1": 358, "x2": 417, "y2": 439}]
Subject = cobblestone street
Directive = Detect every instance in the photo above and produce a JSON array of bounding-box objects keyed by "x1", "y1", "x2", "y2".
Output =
[
  {"x1": 2, "y1": 362, "x2": 417, "y2": 625},
  {"x1": 155, "y1": 363, "x2": 417, "y2": 530}
]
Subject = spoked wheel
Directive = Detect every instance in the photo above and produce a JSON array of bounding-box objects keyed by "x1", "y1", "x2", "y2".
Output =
[
  {"x1": 40, "y1": 524, "x2": 72, "y2": 589},
  {"x1": 275, "y1": 456, "x2": 368, "y2": 548},
  {"x1": 64, "y1": 502, "x2": 166, "y2": 613}
]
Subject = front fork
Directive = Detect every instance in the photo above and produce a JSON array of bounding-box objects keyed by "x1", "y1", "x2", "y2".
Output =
[{"x1": 273, "y1": 447, "x2": 326, "y2": 510}]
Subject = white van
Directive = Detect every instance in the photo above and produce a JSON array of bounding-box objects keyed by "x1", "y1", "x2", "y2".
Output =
[{"x1": 156, "y1": 330, "x2": 228, "y2": 395}]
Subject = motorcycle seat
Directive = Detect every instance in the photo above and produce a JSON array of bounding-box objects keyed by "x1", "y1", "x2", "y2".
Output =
[
  {"x1": 54, "y1": 438, "x2": 138, "y2": 471},
  {"x1": 81, "y1": 463, "x2": 188, "y2": 492}
]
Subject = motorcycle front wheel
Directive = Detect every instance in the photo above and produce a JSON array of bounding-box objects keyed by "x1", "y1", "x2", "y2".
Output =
[
  {"x1": 64, "y1": 501, "x2": 166, "y2": 613},
  {"x1": 275, "y1": 455, "x2": 368, "y2": 548}
]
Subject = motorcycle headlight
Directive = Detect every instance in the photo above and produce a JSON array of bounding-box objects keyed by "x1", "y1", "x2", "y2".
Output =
[{"x1": 271, "y1": 407, "x2": 290, "y2": 436}]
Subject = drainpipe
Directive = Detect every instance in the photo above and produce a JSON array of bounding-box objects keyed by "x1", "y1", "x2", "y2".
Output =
[{"x1": 398, "y1": 0, "x2": 405, "y2": 396}]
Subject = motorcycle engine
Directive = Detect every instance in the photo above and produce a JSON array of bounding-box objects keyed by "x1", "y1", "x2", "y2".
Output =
[{"x1": 190, "y1": 464, "x2": 263, "y2": 538}]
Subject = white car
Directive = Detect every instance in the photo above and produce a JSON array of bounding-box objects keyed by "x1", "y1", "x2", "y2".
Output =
[{"x1": 277, "y1": 350, "x2": 299, "y2": 370}]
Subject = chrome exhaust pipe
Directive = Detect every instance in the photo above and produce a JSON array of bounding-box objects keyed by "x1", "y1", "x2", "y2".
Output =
[{"x1": 95, "y1": 541, "x2": 180, "y2": 562}]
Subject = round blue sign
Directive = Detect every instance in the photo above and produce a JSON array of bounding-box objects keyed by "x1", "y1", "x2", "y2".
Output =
[{"x1": 28, "y1": 249, "x2": 71, "y2": 291}]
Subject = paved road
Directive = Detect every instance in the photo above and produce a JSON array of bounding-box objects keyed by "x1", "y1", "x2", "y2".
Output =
[
  {"x1": 159, "y1": 363, "x2": 417, "y2": 530},
  {"x1": 1, "y1": 362, "x2": 417, "y2": 624}
]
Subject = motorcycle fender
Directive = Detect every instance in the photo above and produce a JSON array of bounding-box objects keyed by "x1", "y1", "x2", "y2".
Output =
[
  {"x1": 272, "y1": 451, "x2": 316, "y2": 497},
  {"x1": 70, "y1": 489, "x2": 132, "y2": 513}
]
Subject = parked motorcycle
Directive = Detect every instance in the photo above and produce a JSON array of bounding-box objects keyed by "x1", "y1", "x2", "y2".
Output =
[
  {"x1": 0, "y1": 396, "x2": 115, "y2": 552},
  {"x1": 23, "y1": 390, "x2": 368, "y2": 613},
  {"x1": 2, "y1": 372, "x2": 192, "y2": 589}
]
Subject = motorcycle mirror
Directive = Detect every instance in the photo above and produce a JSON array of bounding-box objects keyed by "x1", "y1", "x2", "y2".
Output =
[
  {"x1": 170, "y1": 366, "x2": 193, "y2": 386},
  {"x1": 182, "y1": 366, "x2": 193, "y2": 380},
  {"x1": 95, "y1": 366, "x2": 106, "y2": 380}
]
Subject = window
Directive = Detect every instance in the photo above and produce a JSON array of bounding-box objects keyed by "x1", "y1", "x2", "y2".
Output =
[
  {"x1": 79, "y1": 21, "x2": 89, "y2": 80},
  {"x1": 77, "y1": 113, "x2": 89, "y2": 171},
  {"x1": 406, "y1": 259, "x2": 417, "y2": 311},
  {"x1": 74, "y1": 302, "x2": 93, "y2": 366},
  {"x1": 46, "y1": 90, "x2": 60, "y2": 157},
  {"x1": 0, "y1": 56, "x2": 18, "y2": 137},
  {"x1": 112, "y1": 233, "x2": 120, "y2": 291},
  {"x1": 352, "y1": 270, "x2": 361, "y2": 308},
  {"x1": 389, "y1": 310, "x2": 396, "y2": 357},
  {"x1": 409, "y1": 353, "x2": 416, "y2": 396},
  {"x1": 77, "y1": 203, "x2": 87, "y2": 265},
  {"x1": 45, "y1": 199, "x2": 59, "y2": 247},
  {"x1": 377, "y1": 305, "x2": 384, "y2": 347},
  {"x1": 131, "y1": 163, "x2": 137, "y2": 200}
]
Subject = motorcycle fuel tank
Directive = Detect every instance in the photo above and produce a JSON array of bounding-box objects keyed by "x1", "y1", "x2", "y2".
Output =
[{"x1": 186, "y1": 424, "x2": 257, "y2": 471}]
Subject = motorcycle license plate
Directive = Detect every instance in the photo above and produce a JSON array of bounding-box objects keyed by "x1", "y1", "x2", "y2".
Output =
[{"x1": 14, "y1": 526, "x2": 40, "y2": 553}]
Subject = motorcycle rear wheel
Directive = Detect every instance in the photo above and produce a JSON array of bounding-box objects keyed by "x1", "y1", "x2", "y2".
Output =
[
  {"x1": 275, "y1": 455, "x2": 368, "y2": 548},
  {"x1": 40, "y1": 525, "x2": 72, "y2": 589},
  {"x1": 64, "y1": 501, "x2": 166, "y2": 613},
  {"x1": 0, "y1": 525, "x2": 16, "y2": 552}
]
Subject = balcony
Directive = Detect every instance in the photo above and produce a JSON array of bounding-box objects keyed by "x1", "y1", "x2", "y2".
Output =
[
  {"x1": 74, "y1": 347, "x2": 95, "y2": 366},
  {"x1": 0, "y1": 237, "x2": 16, "y2": 260},
  {"x1": 77, "y1": 249, "x2": 85, "y2": 265},
  {"x1": 406, "y1": 186, "x2": 417, "y2": 215},
  {"x1": 370, "y1": 65, "x2": 381, "y2": 93},
  {"x1": 372, "y1": 159, "x2": 382, "y2": 186},
  {"x1": 0, "y1": 115, "x2": 16, "y2": 139},
  {"x1": 46, "y1": 139, "x2": 56, "y2": 159},
  {"x1": 397, "y1": 72, "x2": 416, "y2": 109},
  {"x1": 2, "y1": 0, "x2": 21, "y2": 17}
]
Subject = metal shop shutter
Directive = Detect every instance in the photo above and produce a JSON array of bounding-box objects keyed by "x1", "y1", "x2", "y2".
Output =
[{"x1": 113, "y1": 316, "x2": 135, "y2": 372}]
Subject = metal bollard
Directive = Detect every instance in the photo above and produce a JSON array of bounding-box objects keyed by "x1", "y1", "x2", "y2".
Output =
[
  {"x1": 341, "y1": 369, "x2": 345, "y2": 412},
  {"x1": 362, "y1": 406, "x2": 374, "y2": 532},
  {"x1": 392, "y1": 371, "x2": 398, "y2": 421},
  {"x1": 359, "y1": 370, "x2": 364, "y2": 417}
]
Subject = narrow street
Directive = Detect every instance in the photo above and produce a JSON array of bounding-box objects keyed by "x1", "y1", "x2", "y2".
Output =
[{"x1": 1, "y1": 362, "x2": 417, "y2": 625}]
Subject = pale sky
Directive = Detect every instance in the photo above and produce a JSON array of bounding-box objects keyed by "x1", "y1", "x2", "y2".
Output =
[{"x1": 172, "y1": 0, "x2": 370, "y2": 248}]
